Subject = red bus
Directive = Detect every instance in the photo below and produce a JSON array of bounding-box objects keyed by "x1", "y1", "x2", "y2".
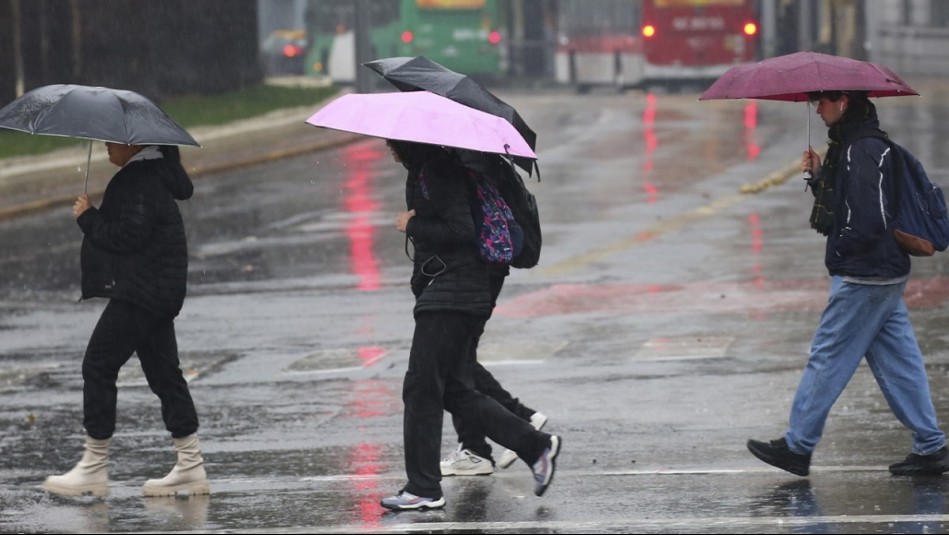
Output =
[
  {"x1": 555, "y1": 0, "x2": 758, "y2": 91},
  {"x1": 641, "y1": 0, "x2": 759, "y2": 85}
]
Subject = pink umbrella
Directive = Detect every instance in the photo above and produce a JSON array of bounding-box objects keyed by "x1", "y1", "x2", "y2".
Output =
[
  {"x1": 305, "y1": 90, "x2": 536, "y2": 159},
  {"x1": 699, "y1": 51, "x2": 918, "y2": 102}
]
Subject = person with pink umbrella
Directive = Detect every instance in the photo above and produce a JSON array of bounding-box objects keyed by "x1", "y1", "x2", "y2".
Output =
[{"x1": 379, "y1": 140, "x2": 561, "y2": 511}]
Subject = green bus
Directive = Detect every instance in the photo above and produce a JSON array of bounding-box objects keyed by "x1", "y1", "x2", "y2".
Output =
[{"x1": 304, "y1": 0, "x2": 507, "y2": 83}]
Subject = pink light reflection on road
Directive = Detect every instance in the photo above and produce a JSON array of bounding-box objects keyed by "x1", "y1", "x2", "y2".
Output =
[
  {"x1": 642, "y1": 93, "x2": 659, "y2": 204},
  {"x1": 744, "y1": 101, "x2": 761, "y2": 161},
  {"x1": 341, "y1": 144, "x2": 383, "y2": 291},
  {"x1": 345, "y1": 348, "x2": 400, "y2": 526}
]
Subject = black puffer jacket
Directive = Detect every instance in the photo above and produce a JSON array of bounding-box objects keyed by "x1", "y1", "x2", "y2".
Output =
[
  {"x1": 76, "y1": 155, "x2": 193, "y2": 317},
  {"x1": 405, "y1": 155, "x2": 492, "y2": 318}
]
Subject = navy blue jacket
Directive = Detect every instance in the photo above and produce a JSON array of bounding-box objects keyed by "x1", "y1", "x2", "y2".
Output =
[{"x1": 821, "y1": 112, "x2": 910, "y2": 279}]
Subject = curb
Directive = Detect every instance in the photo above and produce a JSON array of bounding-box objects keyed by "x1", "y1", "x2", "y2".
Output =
[
  {"x1": 738, "y1": 147, "x2": 828, "y2": 194},
  {"x1": 0, "y1": 133, "x2": 361, "y2": 222}
]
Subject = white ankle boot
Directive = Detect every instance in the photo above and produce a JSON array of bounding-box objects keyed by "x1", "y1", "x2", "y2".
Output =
[
  {"x1": 143, "y1": 434, "x2": 210, "y2": 497},
  {"x1": 42, "y1": 435, "x2": 111, "y2": 497}
]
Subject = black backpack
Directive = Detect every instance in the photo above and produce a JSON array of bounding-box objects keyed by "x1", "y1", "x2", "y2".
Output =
[{"x1": 491, "y1": 160, "x2": 542, "y2": 269}]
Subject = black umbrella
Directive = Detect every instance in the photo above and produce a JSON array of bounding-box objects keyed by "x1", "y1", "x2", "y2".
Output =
[
  {"x1": 0, "y1": 84, "x2": 199, "y2": 190},
  {"x1": 363, "y1": 56, "x2": 538, "y2": 175}
]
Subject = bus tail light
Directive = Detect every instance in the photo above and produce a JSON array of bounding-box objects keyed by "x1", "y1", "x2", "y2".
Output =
[
  {"x1": 743, "y1": 22, "x2": 758, "y2": 36},
  {"x1": 487, "y1": 30, "x2": 501, "y2": 45},
  {"x1": 401, "y1": 30, "x2": 414, "y2": 44},
  {"x1": 642, "y1": 24, "x2": 656, "y2": 38},
  {"x1": 282, "y1": 44, "x2": 303, "y2": 58}
]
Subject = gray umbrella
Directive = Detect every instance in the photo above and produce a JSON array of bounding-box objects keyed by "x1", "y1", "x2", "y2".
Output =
[{"x1": 0, "y1": 84, "x2": 199, "y2": 190}]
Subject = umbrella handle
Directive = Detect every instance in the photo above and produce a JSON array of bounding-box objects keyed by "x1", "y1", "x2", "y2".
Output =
[
  {"x1": 803, "y1": 102, "x2": 812, "y2": 182},
  {"x1": 84, "y1": 141, "x2": 92, "y2": 193}
]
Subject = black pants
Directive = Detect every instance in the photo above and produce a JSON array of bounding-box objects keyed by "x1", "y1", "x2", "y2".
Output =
[
  {"x1": 82, "y1": 299, "x2": 199, "y2": 440},
  {"x1": 402, "y1": 310, "x2": 549, "y2": 498},
  {"x1": 451, "y1": 274, "x2": 536, "y2": 459}
]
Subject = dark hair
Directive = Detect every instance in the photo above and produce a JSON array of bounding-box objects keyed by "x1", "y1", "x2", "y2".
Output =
[
  {"x1": 806, "y1": 90, "x2": 869, "y2": 103},
  {"x1": 388, "y1": 140, "x2": 444, "y2": 168}
]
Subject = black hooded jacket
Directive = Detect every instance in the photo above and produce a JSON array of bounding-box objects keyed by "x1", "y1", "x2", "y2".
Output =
[
  {"x1": 76, "y1": 153, "x2": 193, "y2": 317},
  {"x1": 819, "y1": 97, "x2": 910, "y2": 279},
  {"x1": 402, "y1": 148, "x2": 492, "y2": 318}
]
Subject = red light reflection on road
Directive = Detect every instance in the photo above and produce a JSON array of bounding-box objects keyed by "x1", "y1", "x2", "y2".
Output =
[
  {"x1": 495, "y1": 277, "x2": 949, "y2": 318},
  {"x1": 358, "y1": 345, "x2": 385, "y2": 366},
  {"x1": 345, "y1": 373, "x2": 399, "y2": 524},
  {"x1": 748, "y1": 213, "x2": 765, "y2": 289},
  {"x1": 744, "y1": 101, "x2": 761, "y2": 161},
  {"x1": 642, "y1": 94, "x2": 659, "y2": 203},
  {"x1": 349, "y1": 440, "x2": 384, "y2": 527},
  {"x1": 342, "y1": 145, "x2": 383, "y2": 291}
]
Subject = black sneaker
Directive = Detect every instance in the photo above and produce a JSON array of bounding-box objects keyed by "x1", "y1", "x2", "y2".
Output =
[
  {"x1": 889, "y1": 446, "x2": 949, "y2": 476},
  {"x1": 747, "y1": 438, "x2": 811, "y2": 477}
]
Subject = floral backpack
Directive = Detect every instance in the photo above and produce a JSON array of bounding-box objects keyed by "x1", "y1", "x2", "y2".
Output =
[{"x1": 418, "y1": 170, "x2": 523, "y2": 264}]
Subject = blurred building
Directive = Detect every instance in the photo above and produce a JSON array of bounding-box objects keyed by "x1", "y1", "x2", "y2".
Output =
[
  {"x1": 0, "y1": 0, "x2": 261, "y2": 104},
  {"x1": 871, "y1": 0, "x2": 949, "y2": 77},
  {"x1": 766, "y1": 0, "x2": 949, "y2": 77}
]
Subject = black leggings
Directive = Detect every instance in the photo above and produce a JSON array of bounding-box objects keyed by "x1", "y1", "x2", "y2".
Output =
[
  {"x1": 452, "y1": 274, "x2": 536, "y2": 459},
  {"x1": 82, "y1": 300, "x2": 198, "y2": 440}
]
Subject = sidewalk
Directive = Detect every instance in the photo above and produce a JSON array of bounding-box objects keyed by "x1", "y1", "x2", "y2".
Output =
[{"x1": 0, "y1": 100, "x2": 359, "y2": 221}]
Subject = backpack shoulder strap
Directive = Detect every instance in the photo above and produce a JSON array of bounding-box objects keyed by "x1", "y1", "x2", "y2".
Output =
[{"x1": 853, "y1": 132, "x2": 908, "y2": 221}]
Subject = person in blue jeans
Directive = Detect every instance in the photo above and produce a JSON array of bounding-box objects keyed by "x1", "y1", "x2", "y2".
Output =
[{"x1": 747, "y1": 90, "x2": 949, "y2": 477}]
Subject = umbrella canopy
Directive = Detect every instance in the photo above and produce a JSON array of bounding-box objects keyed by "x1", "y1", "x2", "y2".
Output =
[
  {"x1": 699, "y1": 51, "x2": 919, "y2": 102},
  {"x1": 363, "y1": 56, "x2": 537, "y2": 173},
  {"x1": 0, "y1": 84, "x2": 200, "y2": 146},
  {"x1": 306, "y1": 91, "x2": 536, "y2": 159}
]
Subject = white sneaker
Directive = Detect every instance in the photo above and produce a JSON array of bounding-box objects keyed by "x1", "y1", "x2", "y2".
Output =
[
  {"x1": 440, "y1": 447, "x2": 494, "y2": 476},
  {"x1": 497, "y1": 411, "x2": 549, "y2": 469}
]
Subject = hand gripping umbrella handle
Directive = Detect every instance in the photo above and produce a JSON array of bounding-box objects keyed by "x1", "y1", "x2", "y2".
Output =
[{"x1": 803, "y1": 102, "x2": 812, "y2": 183}]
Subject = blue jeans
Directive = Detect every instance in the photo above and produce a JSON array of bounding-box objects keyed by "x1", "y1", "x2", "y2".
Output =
[{"x1": 786, "y1": 276, "x2": 946, "y2": 455}]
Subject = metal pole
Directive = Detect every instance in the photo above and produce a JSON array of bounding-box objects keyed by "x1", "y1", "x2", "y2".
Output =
[
  {"x1": 12, "y1": 0, "x2": 25, "y2": 97},
  {"x1": 761, "y1": 0, "x2": 776, "y2": 58},
  {"x1": 354, "y1": 0, "x2": 372, "y2": 94},
  {"x1": 84, "y1": 141, "x2": 92, "y2": 193},
  {"x1": 803, "y1": 101, "x2": 812, "y2": 181}
]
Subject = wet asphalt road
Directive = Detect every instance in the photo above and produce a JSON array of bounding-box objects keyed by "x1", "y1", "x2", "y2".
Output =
[{"x1": 3, "y1": 85, "x2": 949, "y2": 533}]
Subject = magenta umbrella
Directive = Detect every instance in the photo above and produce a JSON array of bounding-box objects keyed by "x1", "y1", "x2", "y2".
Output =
[
  {"x1": 699, "y1": 51, "x2": 918, "y2": 102},
  {"x1": 700, "y1": 51, "x2": 918, "y2": 179},
  {"x1": 305, "y1": 90, "x2": 536, "y2": 159}
]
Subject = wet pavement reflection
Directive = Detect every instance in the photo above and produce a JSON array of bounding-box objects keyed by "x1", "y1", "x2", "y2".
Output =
[{"x1": 4, "y1": 86, "x2": 949, "y2": 532}]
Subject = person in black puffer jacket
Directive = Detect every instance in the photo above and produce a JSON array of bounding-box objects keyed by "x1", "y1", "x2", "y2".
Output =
[
  {"x1": 42, "y1": 143, "x2": 209, "y2": 499},
  {"x1": 380, "y1": 140, "x2": 561, "y2": 512}
]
